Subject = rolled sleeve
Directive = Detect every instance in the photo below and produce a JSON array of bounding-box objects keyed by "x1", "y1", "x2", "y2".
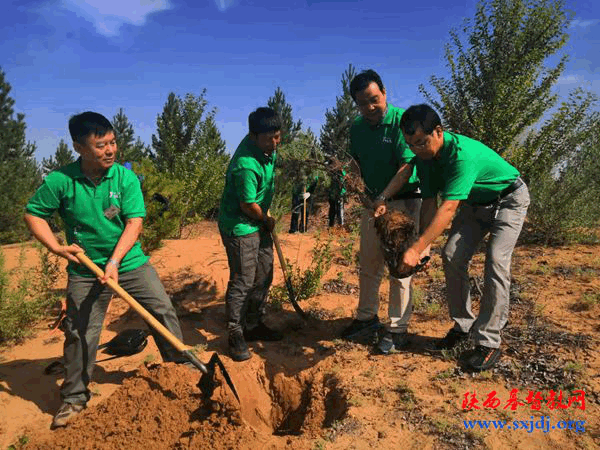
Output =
[{"x1": 25, "y1": 178, "x2": 60, "y2": 219}]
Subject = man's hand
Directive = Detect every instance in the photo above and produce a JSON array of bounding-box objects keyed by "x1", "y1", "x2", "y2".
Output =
[
  {"x1": 101, "y1": 259, "x2": 119, "y2": 284},
  {"x1": 55, "y1": 244, "x2": 85, "y2": 263},
  {"x1": 373, "y1": 200, "x2": 387, "y2": 217},
  {"x1": 401, "y1": 245, "x2": 422, "y2": 269},
  {"x1": 263, "y1": 216, "x2": 276, "y2": 233}
]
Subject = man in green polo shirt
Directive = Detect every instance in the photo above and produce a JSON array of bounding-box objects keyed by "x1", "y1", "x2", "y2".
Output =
[
  {"x1": 218, "y1": 107, "x2": 283, "y2": 362},
  {"x1": 399, "y1": 104, "x2": 530, "y2": 371},
  {"x1": 24, "y1": 112, "x2": 184, "y2": 429},
  {"x1": 340, "y1": 70, "x2": 422, "y2": 355}
]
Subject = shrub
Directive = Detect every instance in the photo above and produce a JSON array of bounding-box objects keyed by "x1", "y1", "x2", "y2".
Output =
[
  {"x1": 0, "y1": 246, "x2": 62, "y2": 343},
  {"x1": 270, "y1": 235, "x2": 333, "y2": 307}
]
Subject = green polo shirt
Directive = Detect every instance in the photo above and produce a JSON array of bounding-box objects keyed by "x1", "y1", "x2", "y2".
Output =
[
  {"x1": 218, "y1": 135, "x2": 276, "y2": 237},
  {"x1": 415, "y1": 131, "x2": 520, "y2": 205},
  {"x1": 26, "y1": 160, "x2": 148, "y2": 277},
  {"x1": 349, "y1": 104, "x2": 419, "y2": 198}
]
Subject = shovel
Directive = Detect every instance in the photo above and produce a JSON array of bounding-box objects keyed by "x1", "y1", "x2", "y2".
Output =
[
  {"x1": 270, "y1": 230, "x2": 308, "y2": 320},
  {"x1": 75, "y1": 252, "x2": 240, "y2": 402}
]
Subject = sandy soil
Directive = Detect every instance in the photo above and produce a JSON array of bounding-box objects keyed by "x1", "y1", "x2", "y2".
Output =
[{"x1": 1, "y1": 212, "x2": 599, "y2": 449}]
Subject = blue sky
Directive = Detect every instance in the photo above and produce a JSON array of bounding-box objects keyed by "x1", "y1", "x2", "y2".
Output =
[{"x1": 1, "y1": 0, "x2": 598, "y2": 160}]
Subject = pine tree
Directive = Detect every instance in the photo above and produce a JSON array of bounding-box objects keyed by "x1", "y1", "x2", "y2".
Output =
[
  {"x1": 198, "y1": 113, "x2": 226, "y2": 155},
  {"x1": 41, "y1": 139, "x2": 75, "y2": 175},
  {"x1": 149, "y1": 91, "x2": 229, "y2": 224},
  {"x1": 267, "y1": 87, "x2": 302, "y2": 145},
  {"x1": 320, "y1": 64, "x2": 359, "y2": 161},
  {"x1": 112, "y1": 108, "x2": 148, "y2": 163},
  {"x1": 420, "y1": 0, "x2": 571, "y2": 155},
  {"x1": 0, "y1": 69, "x2": 41, "y2": 243},
  {"x1": 151, "y1": 91, "x2": 209, "y2": 173}
]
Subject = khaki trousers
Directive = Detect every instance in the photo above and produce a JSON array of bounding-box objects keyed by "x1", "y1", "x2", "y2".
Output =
[{"x1": 356, "y1": 198, "x2": 422, "y2": 332}]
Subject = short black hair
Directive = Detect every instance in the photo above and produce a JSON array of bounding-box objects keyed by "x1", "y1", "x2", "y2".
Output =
[
  {"x1": 399, "y1": 104, "x2": 442, "y2": 136},
  {"x1": 68, "y1": 111, "x2": 114, "y2": 144},
  {"x1": 248, "y1": 107, "x2": 282, "y2": 135},
  {"x1": 349, "y1": 69, "x2": 385, "y2": 101}
]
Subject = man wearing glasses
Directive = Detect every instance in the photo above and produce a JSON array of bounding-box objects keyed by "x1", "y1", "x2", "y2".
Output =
[{"x1": 399, "y1": 104, "x2": 529, "y2": 371}]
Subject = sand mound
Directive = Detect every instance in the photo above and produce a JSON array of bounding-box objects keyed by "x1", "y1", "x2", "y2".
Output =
[{"x1": 27, "y1": 358, "x2": 349, "y2": 450}]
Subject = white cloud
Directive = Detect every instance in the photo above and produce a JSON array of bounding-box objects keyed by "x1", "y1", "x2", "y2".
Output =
[
  {"x1": 569, "y1": 19, "x2": 597, "y2": 29},
  {"x1": 214, "y1": 0, "x2": 236, "y2": 13},
  {"x1": 61, "y1": 0, "x2": 173, "y2": 37},
  {"x1": 557, "y1": 74, "x2": 584, "y2": 85}
]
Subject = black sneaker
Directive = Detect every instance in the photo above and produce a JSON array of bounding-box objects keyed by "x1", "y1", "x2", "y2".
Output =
[
  {"x1": 375, "y1": 331, "x2": 409, "y2": 355},
  {"x1": 341, "y1": 317, "x2": 381, "y2": 340},
  {"x1": 462, "y1": 345, "x2": 502, "y2": 371},
  {"x1": 434, "y1": 328, "x2": 469, "y2": 350},
  {"x1": 51, "y1": 402, "x2": 86, "y2": 429},
  {"x1": 243, "y1": 322, "x2": 283, "y2": 342},
  {"x1": 228, "y1": 330, "x2": 251, "y2": 362}
]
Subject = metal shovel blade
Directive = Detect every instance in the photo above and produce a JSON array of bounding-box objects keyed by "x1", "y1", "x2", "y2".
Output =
[{"x1": 195, "y1": 351, "x2": 240, "y2": 402}]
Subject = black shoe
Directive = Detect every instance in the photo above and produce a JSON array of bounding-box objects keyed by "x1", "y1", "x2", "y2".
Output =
[
  {"x1": 434, "y1": 328, "x2": 469, "y2": 350},
  {"x1": 375, "y1": 331, "x2": 409, "y2": 355},
  {"x1": 51, "y1": 402, "x2": 86, "y2": 429},
  {"x1": 228, "y1": 330, "x2": 251, "y2": 362},
  {"x1": 462, "y1": 345, "x2": 502, "y2": 371},
  {"x1": 341, "y1": 317, "x2": 381, "y2": 340},
  {"x1": 243, "y1": 322, "x2": 284, "y2": 342}
]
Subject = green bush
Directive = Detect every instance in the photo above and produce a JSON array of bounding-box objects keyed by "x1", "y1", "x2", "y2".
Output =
[
  {"x1": 270, "y1": 235, "x2": 333, "y2": 307},
  {"x1": 134, "y1": 159, "x2": 188, "y2": 254},
  {"x1": 0, "y1": 246, "x2": 62, "y2": 343}
]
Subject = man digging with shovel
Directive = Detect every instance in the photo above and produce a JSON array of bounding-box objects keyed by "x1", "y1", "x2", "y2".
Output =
[
  {"x1": 218, "y1": 107, "x2": 284, "y2": 362},
  {"x1": 24, "y1": 112, "x2": 187, "y2": 429}
]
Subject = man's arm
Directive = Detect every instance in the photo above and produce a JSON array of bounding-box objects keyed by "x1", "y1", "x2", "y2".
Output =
[
  {"x1": 24, "y1": 214, "x2": 83, "y2": 263},
  {"x1": 373, "y1": 163, "x2": 413, "y2": 217},
  {"x1": 240, "y1": 202, "x2": 275, "y2": 232},
  {"x1": 402, "y1": 199, "x2": 460, "y2": 267},
  {"x1": 101, "y1": 217, "x2": 144, "y2": 283}
]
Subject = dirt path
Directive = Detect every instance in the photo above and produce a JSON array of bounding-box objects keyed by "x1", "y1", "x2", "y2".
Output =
[{"x1": 1, "y1": 220, "x2": 598, "y2": 449}]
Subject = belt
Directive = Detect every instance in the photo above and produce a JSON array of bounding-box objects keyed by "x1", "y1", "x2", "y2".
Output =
[
  {"x1": 474, "y1": 177, "x2": 524, "y2": 207},
  {"x1": 389, "y1": 190, "x2": 422, "y2": 200}
]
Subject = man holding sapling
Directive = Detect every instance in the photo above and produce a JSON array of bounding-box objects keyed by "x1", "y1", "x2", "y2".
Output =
[
  {"x1": 340, "y1": 69, "x2": 422, "y2": 355},
  {"x1": 399, "y1": 104, "x2": 529, "y2": 371},
  {"x1": 218, "y1": 107, "x2": 284, "y2": 362}
]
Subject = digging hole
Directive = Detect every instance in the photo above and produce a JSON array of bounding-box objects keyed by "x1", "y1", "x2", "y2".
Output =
[{"x1": 270, "y1": 371, "x2": 349, "y2": 436}]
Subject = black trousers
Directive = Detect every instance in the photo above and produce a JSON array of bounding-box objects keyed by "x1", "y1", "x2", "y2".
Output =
[
  {"x1": 328, "y1": 197, "x2": 344, "y2": 227},
  {"x1": 221, "y1": 230, "x2": 274, "y2": 334}
]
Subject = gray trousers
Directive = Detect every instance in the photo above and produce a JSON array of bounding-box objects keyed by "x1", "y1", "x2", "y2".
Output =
[
  {"x1": 356, "y1": 198, "x2": 422, "y2": 332},
  {"x1": 442, "y1": 184, "x2": 530, "y2": 348},
  {"x1": 62, "y1": 263, "x2": 184, "y2": 404},
  {"x1": 221, "y1": 230, "x2": 274, "y2": 334}
]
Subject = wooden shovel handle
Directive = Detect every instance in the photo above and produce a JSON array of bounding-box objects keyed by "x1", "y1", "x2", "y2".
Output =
[{"x1": 75, "y1": 252, "x2": 187, "y2": 353}]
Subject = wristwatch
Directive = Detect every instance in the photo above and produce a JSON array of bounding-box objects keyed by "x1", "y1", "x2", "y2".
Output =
[{"x1": 107, "y1": 258, "x2": 120, "y2": 268}]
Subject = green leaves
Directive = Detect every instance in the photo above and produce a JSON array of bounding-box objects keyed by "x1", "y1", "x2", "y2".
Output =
[
  {"x1": 421, "y1": 0, "x2": 571, "y2": 155},
  {"x1": 320, "y1": 64, "x2": 359, "y2": 162}
]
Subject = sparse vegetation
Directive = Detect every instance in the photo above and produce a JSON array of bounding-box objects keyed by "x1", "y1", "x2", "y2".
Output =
[
  {"x1": 270, "y1": 234, "x2": 333, "y2": 308},
  {"x1": 0, "y1": 246, "x2": 62, "y2": 343}
]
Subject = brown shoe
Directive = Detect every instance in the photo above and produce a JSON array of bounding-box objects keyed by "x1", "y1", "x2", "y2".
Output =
[{"x1": 51, "y1": 402, "x2": 86, "y2": 429}]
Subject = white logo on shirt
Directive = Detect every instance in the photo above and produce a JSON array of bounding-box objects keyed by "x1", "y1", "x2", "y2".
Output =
[
  {"x1": 109, "y1": 191, "x2": 120, "y2": 199},
  {"x1": 382, "y1": 137, "x2": 393, "y2": 144}
]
